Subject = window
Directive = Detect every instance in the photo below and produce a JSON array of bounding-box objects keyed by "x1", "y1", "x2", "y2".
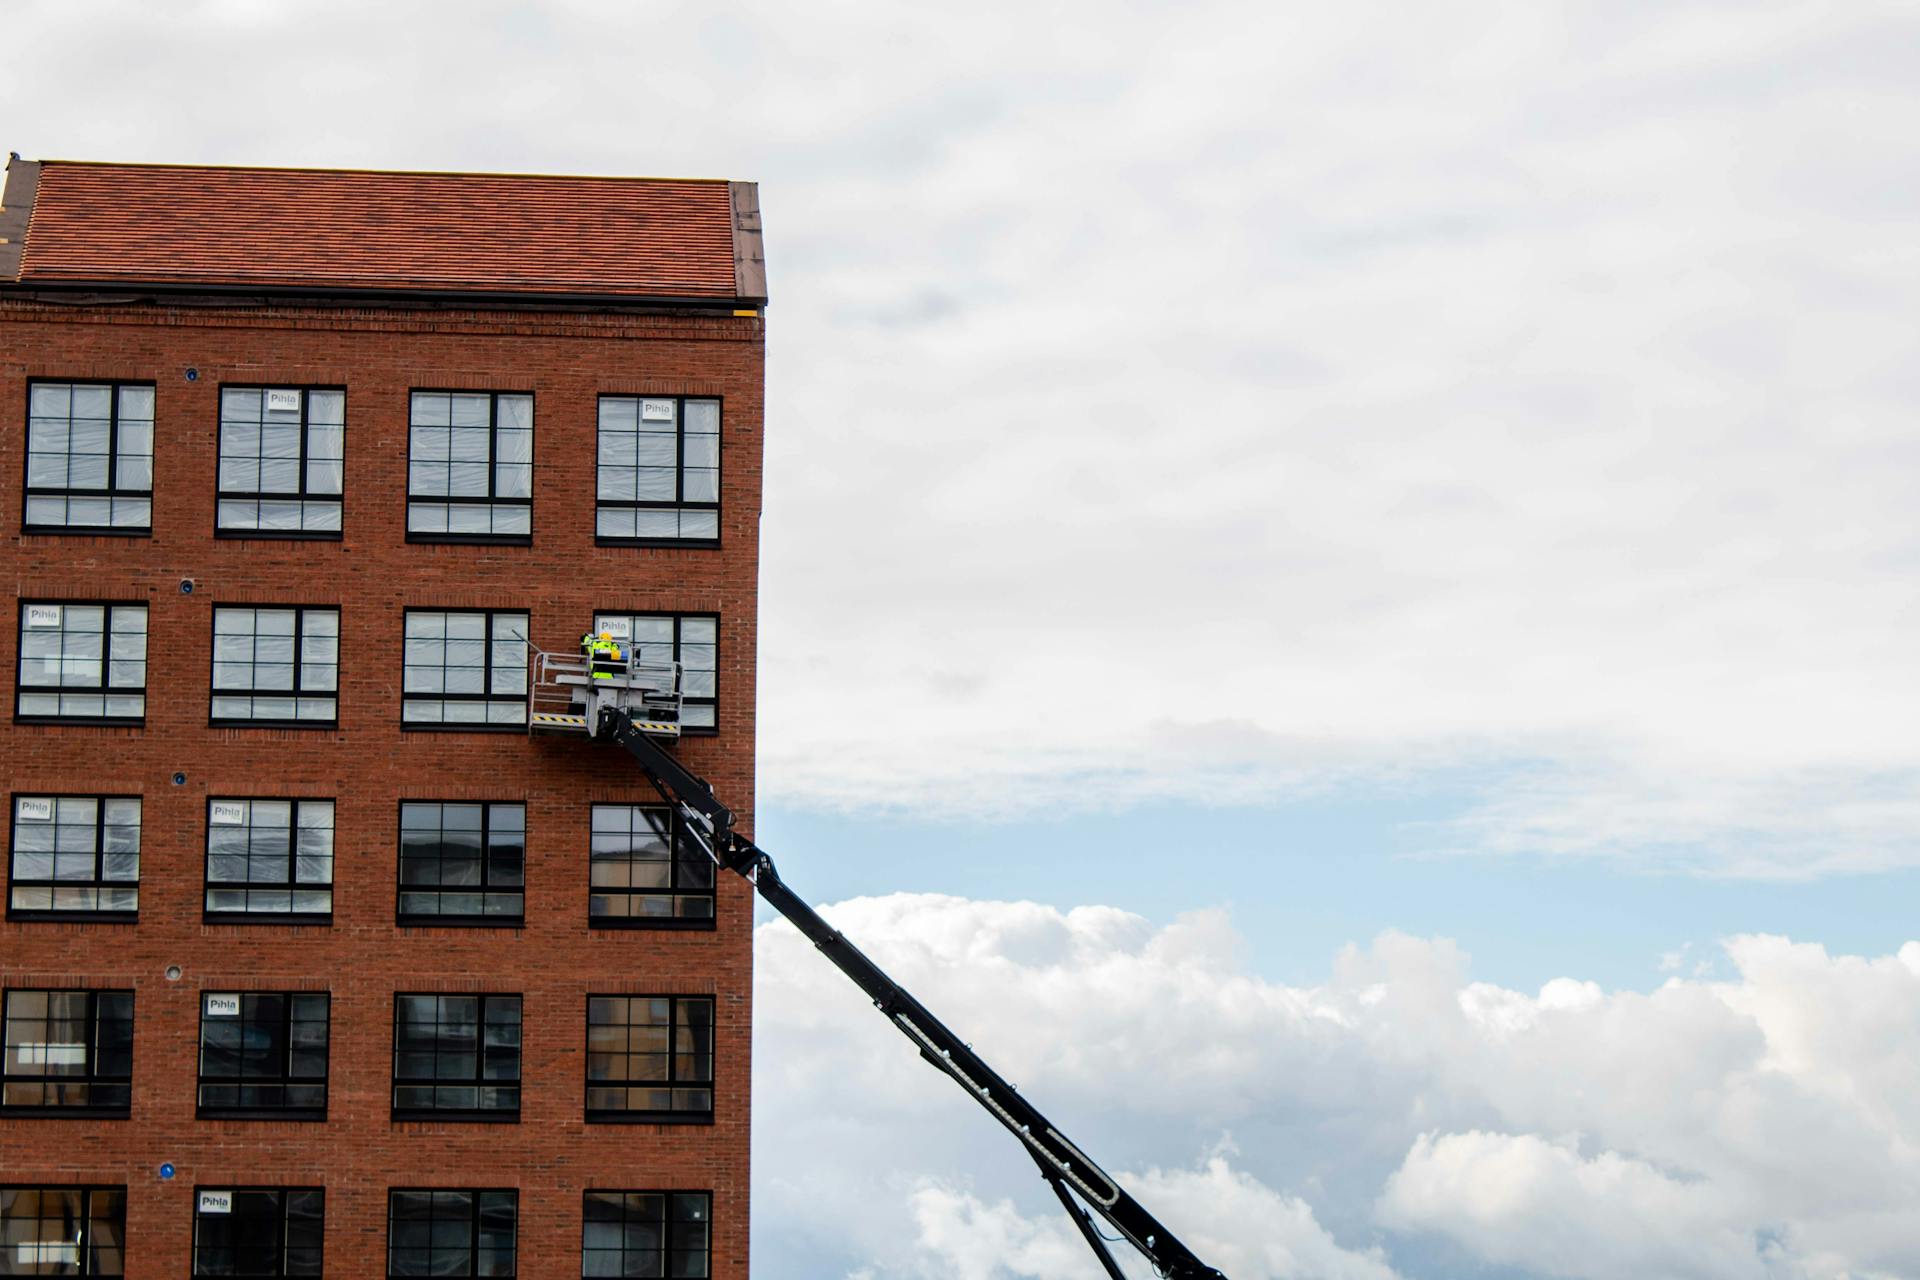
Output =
[
  {"x1": 211, "y1": 607, "x2": 340, "y2": 725},
  {"x1": 15, "y1": 602, "x2": 147, "y2": 722},
  {"x1": 23, "y1": 381, "x2": 154, "y2": 534},
  {"x1": 8, "y1": 795, "x2": 140, "y2": 919},
  {"x1": 197, "y1": 992, "x2": 330, "y2": 1118},
  {"x1": 595, "y1": 396, "x2": 719, "y2": 544},
  {"x1": 588, "y1": 806, "x2": 713, "y2": 928},
  {"x1": 204, "y1": 799, "x2": 334, "y2": 920},
  {"x1": 403, "y1": 610, "x2": 529, "y2": 727},
  {"x1": 581, "y1": 1192, "x2": 710, "y2": 1278},
  {"x1": 192, "y1": 1188, "x2": 324, "y2": 1277},
  {"x1": 591, "y1": 614, "x2": 716, "y2": 731},
  {"x1": 398, "y1": 803, "x2": 525, "y2": 924},
  {"x1": 0, "y1": 1187, "x2": 125, "y2": 1276},
  {"x1": 216, "y1": 387, "x2": 345, "y2": 535},
  {"x1": 585, "y1": 996, "x2": 713, "y2": 1122},
  {"x1": 407, "y1": 391, "x2": 532, "y2": 540},
  {"x1": 392, "y1": 994, "x2": 521, "y2": 1119},
  {"x1": 387, "y1": 1190, "x2": 516, "y2": 1278},
  {"x1": 1, "y1": 989, "x2": 133, "y2": 1113}
]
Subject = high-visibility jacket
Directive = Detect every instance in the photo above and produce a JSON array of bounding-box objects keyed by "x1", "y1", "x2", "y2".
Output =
[{"x1": 589, "y1": 638, "x2": 623, "y2": 679}]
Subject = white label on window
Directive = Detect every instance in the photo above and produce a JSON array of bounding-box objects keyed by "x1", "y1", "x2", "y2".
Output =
[
  {"x1": 205, "y1": 994, "x2": 241, "y2": 1017},
  {"x1": 198, "y1": 1191, "x2": 233, "y2": 1214},
  {"x1": 266, "y1": 389, "x2": 303, "y2": 412},
  {"x1": 640, "y1": 399, "x2": 675, "y2": 421},
  {"x1": 17, "y1": 1243, "x2": 78, "y2": 1266},
  {"x1": 25, "y1": 604, "x2": 61, "y2": 629},
  {"x1": 210, "y1": 802, "x2": 247, "y2": 826},
  {"x1": 16, "y1": 797, "x2": 53, "y2": 822},
  {"x1": 597, "y1": 617, "x2": 631, "y2": 640},
  {"x1": 15, "y1": 1042, "x2": 86, "y2": 1066}
]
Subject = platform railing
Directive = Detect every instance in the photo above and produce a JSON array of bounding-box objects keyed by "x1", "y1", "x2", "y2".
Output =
[{"x1": 528, "y1": 645, "x2": 683, "y2": 730}]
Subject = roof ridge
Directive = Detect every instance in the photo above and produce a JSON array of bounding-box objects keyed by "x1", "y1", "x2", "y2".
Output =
[{"x1": 33, "y1": 157, "x2": 734, "y2": 185}]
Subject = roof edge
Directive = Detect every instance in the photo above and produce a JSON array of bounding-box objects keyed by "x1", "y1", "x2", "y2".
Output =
[
  {"x1": 729, "y1": 181, "x2": 768, "y2": 305},
  {"x1": 32, "y1": 156, "x2": 736, "y2": 186},
  {"x1": 0, "y1": 277, "x2": 766, "y2": 315},
  {"x1": 0, "y1": 154, "x2": 39, "y2": 281}
]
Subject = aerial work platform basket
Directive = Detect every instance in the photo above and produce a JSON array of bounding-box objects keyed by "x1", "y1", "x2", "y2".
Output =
[{"x1": 527, "y1": 646, "x2": 684, "y2": 738}]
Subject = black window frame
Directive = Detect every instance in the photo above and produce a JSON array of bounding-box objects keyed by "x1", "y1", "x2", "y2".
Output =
[
  {"x1": 6, "y1": 793, "x2": 142, "y2": 922},
  {"x1": 580, "y1": 1190, "x2": 712, "y2": 1279},
  {"x1": 22, "y1": 378, "x2": 156, "y2": 537},
  {"x1": 386, "y1": 1188, "x2": 517, "y2": 1279},
  {"x1": 209, "y1": 604, "x2": 342, "y2": 728},
  {"x1": 405, "y1": 388, "x2": 534, "y2": 546},
  {"x1": 396, "y1": 801, "x2": 527, "y2": 926},
  {"x1": 587, "y1": 804, "x2": 715, "y2": 931},
  {"x1": 0, "y1": 1184, "x2": 127, "y2": 1277},
  {"x1": 591, "y1": 611, "x2": 719, "y2": 735},
  {"x1": 593, "y1": 394, "x2": 722, "y2": 548},
  {"x1": 213, "y1": 384, "x2": 347, "y2": 541},
  {"x1": 400, "y1": 608, "x2": 531, "y2": 731},
  {"x1": 14, "y1": 599, "x2": 149, "y2": 725},
  {"x1": 0, "y1": 988, "x2": 134, "y2": 1116},
  {"x1": 191, "y1": 1186, "x2": 326, "y2": 1278},
  {"x1": 390, "y1": 993, "x2": 522, "y2": 1122},
  {"x1": 584, "y1": 994, "x2": 715, "y2": 1125},
  {"x1": 195, "y1": 990, "x2": 331, "y2": 1120},
  {"x1": 202, "y1": 797, "x2": 336, "y2": 924}
]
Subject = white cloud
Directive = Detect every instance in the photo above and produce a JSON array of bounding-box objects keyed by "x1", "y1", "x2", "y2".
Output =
[{"x1": 755, "y1": 894, "x2": 1920, "y2": 1278}]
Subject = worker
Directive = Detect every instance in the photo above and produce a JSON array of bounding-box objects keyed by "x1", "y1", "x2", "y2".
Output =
[{"x1": 588, "y1": 629, "x2": 625, "y2": 681}]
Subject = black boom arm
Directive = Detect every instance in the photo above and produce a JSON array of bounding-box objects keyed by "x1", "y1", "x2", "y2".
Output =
[{"x1": 601, "y1": 709, "x2": 1229, "y2": 1280}]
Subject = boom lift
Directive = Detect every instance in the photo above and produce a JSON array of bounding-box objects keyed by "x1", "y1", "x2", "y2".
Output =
[{"x1": 529, "y1": 646, "x2": 1230, "y2": 1280}]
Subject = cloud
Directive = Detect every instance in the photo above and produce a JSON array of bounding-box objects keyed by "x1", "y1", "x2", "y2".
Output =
[{"x1": 754, "y1": 894, "x2": 1920, "y2": 1278}]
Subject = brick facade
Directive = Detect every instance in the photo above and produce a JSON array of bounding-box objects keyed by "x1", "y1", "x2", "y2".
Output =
[{"x1": 0, "y1": 295, "x2": 763, "y2": 1276}]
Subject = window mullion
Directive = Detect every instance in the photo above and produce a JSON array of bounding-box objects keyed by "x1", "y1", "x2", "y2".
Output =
[
  {"x1": 674, "y1": 398, "x2": 686, "y2": 504},
  {"x1": 292, "y1": 609, "x2": 305, "y2": 695},
  {"x1": 486, "y1": 394, "x2": 499, "y2": 501},
  {"x1": 297, "y1": 390, "x2": 311, "y2": 499},
  {"x1": 106, "y1": 384, "x2": 120, "y2": 497}
]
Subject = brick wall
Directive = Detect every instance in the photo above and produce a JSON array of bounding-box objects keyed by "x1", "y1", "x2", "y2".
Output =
[{"x1": 0, "y1": 296, "x2": 763, "y2": 1277}]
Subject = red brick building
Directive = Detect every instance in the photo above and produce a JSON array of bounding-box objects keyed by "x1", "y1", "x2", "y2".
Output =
[{"x1": 0, "y1": 155, "x2": 767, "y2": 1278}]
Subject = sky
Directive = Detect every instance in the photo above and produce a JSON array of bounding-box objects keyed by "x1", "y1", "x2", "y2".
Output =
[{"x1": 6, "y1": 0, "x2": 1920, "y2": 1275}]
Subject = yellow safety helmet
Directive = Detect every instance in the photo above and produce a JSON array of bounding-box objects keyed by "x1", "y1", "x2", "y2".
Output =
[{"x1": 599, "y1": 631, "x2": 613, "y2": 642}]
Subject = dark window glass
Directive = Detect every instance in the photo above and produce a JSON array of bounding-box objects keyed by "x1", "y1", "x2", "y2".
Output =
[
  {"x1": 588, "y1": 806, "x2": 714, "y2": 928},
  {"x1": 581, "y1": 1191, "x2": 710, "y2": 1278},
  {"x1": 216, "y1": 387, "x2": 344, "y2": 535},
  {"x1": 387, "y1": 1189, "x2": 516, "y2": 1278},
  {"x1": 402, "y1": 611, "x2": 529, "y2": 728},
  {"x1": 0, "y1": 1186, "x2": 126, "y2": 1276},
  {"x1": 591, "y1": 614, "x2": 716, "y2": 732},
  {"x1": 392, "y1": 994, "x2": 521, "y2": 1118},
  {"x1": 585, "y1": 996, "x2": 713, "y2": 1122},
  {"x1": 211, "y1": 607, "x2": 340, "y2": 724},
  {"x1": 204, "y1": 799, "x2": 334, "y2": 919},
  {"x1": 407, "y1": 392, "x2": 532, "y2": 540},
  {"x1": 15, "y1": 602, "x2": 147, "y2": 721},
  {"x1": 0, "y1": 990, "x2": 133, "y2": 1114},
  {"x1": 398, "y1": 803, "x2": 526, "y2": 923},
  {"x1": 594, "y1": 396, "x2": 720, "y2": 543},
  {"x1": 192, "y1": 1187, "x2": 324, "y2": 1277},
  {"x1": 8, "y1": 795, "x2": 140, "y2": 918},
  {"x1": 24, "y1": 381, "x2": 154, "y2": 533},
  {"x1": 196, "y1": 992, "x2": 330, "y2": 1117}
]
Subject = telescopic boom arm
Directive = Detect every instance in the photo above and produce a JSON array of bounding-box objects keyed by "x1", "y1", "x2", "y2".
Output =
[{"x1": 600, "y1": 709, "x2": 1229, "y2": 1280}]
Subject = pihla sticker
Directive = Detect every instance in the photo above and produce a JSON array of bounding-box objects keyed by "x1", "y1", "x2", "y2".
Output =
[
  {"x1": 266, "y1": 389, "x2": 302, "y2": 413},
  {"x1": 597, "y1": 617, "x2": 632, "y2": 640},
  {"x1": 209, "y1": 802, "x2": 246, "y2": 826},
  {"x1": 640, "y1": 399, "x2": 675, "y2": 421},
  {"x1": 198, "y1": 1191, "x2": 232, "y2": 1214},
  {"x1": 205, "y1": 995, "x2": 240, "y2": 1017},
  {"x1": 25, "y1": 605, "x2": 61, "y2": 629},
  {"x1": 16, "y1": 798, "x2": 53, "y2": 822}
]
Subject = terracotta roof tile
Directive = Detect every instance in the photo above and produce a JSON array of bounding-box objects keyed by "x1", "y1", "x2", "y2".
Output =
[{"x1": 6, "y1": 160, "x2": 757, "y2": 302}]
